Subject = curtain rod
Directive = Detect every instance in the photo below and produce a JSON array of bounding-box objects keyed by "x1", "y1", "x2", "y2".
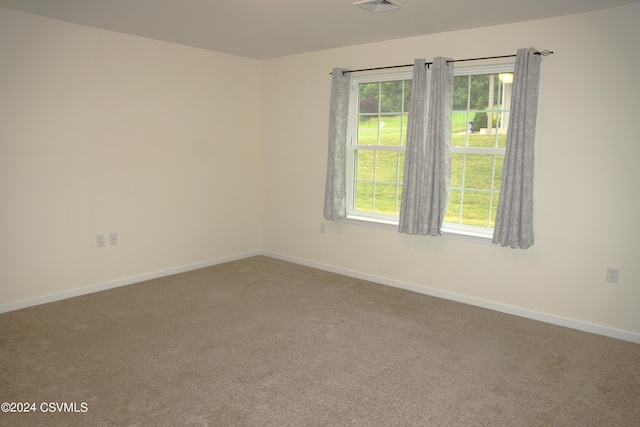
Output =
[{"x1": 331, "y1": 50, "x2": 553, "y2": 75}]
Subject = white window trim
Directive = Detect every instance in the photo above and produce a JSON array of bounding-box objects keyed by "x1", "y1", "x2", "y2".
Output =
[
  {"x1": 344, "y1": 63, "x2": 515, "y2": 242},
  {"x1": 342, "y1": 216, "x2": 494, "y2": 245}
]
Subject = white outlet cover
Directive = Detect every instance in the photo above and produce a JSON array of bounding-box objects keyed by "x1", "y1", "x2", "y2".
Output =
[{"x1": 607, "y1": 267, "x2": 620, "y2": 283}]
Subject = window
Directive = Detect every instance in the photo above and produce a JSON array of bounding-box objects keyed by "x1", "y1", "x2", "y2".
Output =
[
  {"x1": 346, "y1": 64, "x2": 514, "y2": 237},
  {"x1": 346, "y1": 72, "x2": 412, "y2": 222}
]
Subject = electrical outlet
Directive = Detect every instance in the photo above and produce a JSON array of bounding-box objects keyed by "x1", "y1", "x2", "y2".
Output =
[
  {"x1": 96, "y1": 234, "x2": 105, "y2": 248},
  {"x1": 320, "y1": 222, "x2": 326, "y2": 234},
  {"x1": 109, "y1": 232, "x2": 118, "y2": 245},
  {"x1": 606, "y1": 267, "x2": 620, "y2": 283}
]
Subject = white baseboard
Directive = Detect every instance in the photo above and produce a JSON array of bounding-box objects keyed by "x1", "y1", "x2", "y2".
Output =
[
  {"x1": 0, "y1": 251, "x2": 262, "y2": 314},
  {"x1": 3, "y1": 250, "x2": 638, "y2": 345},
  {"x1": 262, "y1": 251, "x2": 640, "y2": 345}
]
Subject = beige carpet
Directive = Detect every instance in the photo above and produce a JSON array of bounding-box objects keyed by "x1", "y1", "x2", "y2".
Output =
[{"x1": 1, "y1": 256, "x2": 639, "y2": 426}]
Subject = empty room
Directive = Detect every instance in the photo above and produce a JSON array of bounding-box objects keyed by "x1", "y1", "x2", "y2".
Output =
[{"x1": 1, "y1": 1, "x2": 639, "y2": 425}]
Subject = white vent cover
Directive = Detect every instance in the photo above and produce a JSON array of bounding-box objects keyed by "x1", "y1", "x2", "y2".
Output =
[{"x1": 353, "y1": 0, "x2": 403, "y2": 13}]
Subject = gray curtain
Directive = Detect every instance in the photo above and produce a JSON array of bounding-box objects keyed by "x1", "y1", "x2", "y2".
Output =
[
  {"x1": 492, "y1": 48, "x2": 541, "y2": 248},
  {"x1": 323, "y1": 68, "x2": 351, "y2": 220},
  {"x1": 399, "y1": 57, "x2": 454, "y2": 236}
]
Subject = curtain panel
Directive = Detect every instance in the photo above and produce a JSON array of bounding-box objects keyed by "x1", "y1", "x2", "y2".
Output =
[
  {"x1": 399, "y1": 57, "x2": 454, "y2": 236},
  {"x1": 492, "y1": 48, "x2": 541, "y2": 249},
  {"x1": 323, "y1": 68, "x2": 351, "y2": 221}
]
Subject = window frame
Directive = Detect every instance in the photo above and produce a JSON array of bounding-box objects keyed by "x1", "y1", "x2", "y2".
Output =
[
  {"x1": 345, "y1": 70, "x2": 413, "y2": 223},
  {"x1": 345, "y1": 62, "x2": 516, "y2": 240},
  {"x1": 447, "y1": 62, "x2": 515, "y2": 238}
]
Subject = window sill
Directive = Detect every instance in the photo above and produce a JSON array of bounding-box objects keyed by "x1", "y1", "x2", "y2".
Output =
[{"x1": 343, "y1": 216, "x2": 494, "y2": 245}]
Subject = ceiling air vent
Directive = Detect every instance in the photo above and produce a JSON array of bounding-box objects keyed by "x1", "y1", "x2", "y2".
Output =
[{"x1": 353, "y1": 0, "x2": 402, "y2": 13}]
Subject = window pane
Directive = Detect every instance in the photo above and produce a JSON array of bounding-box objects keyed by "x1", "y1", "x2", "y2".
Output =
[
  {"x1": 467, "y1": 133, "x2": 499, "y2": 148},
  {"x1": 464, "y1": 154, "x2": 495, "y2": 190},
  {"x1": 380, "y1": 81, "x2": 403, "y2": 113},
  {"x1": 403, "y1": 80, "x2": 412, "y2": 112},
  {"x1": 452, "y1": 111, "x2": 470, "y2": 135},
  {"x1": 495, "y1": 112, "x2": 508, "y2": 148},
  {"x1": 497, "y1": 128, "x2": 508, "y2": 149},
  {"x1": 355, "y1": 182, "x2": 373, "y2": 212},
  {"x1": 358, "y1": 116, "x2": 379, "y2": 145},
  {"x1": 490, "y1": 193, "x2": 500, "y2": 228},
  {"x1": 453, "y1": 75, "x2": 469, "y2": 110},
  {"x1": 459, "y1": 190, "x2": 493, "y2": 227},
  {"x1": 469, "y1": 74, "x2": 490, "y2": 110},
  {"x1": 401, "y1": 113, "x2": 409, "y2": 146},
  {"x1": 446, "y1": 189, "x2": 462, "y2": 224},
  {"x1": 374, "y1": 184, "x2": 399, "y2": 215},
  {"x1": 452, "y1": 111, "x2": 470, "y2": 147},
  {"x1": 379, "y1": 115, "x2": 403, "y2": 146},
  {"x1": 359, "y1": 82, "x2": 379, "y2": 114},
  {"x1": 469, "y1": 110, "x2": 490, "y2": 139},
  {"x1": 375, "y1": 151, "x2": 400, "y2": 182},
  {"x1": 494, "y1": 155, "x2": 504, "y2": 190},
  {"x1": 356, "y1": 150, "x2": 374, "y2": 181},
  {"x1": 451, "y1": 153, "x2": 463, "y2": 188}
]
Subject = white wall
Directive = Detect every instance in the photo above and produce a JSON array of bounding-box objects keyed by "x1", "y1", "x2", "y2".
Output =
[
  {"x1": 261, "y1": 3, "x2": 640, "y2": 337},
  {"x1": 0, "y1": 8, "x2": 262, "y2": 305}
]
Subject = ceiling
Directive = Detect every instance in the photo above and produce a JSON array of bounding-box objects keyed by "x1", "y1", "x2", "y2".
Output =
[{"x1": 0, "y1": 0, "x2": 637, "y2": 60}]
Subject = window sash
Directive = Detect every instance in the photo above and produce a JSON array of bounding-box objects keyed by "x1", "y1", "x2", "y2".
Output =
[{"x1": 347, "y1": 71, "x2": 412, "y2": 219}]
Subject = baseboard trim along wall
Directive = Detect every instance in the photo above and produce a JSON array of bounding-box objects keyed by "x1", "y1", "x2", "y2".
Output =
[
  {"x1": 262, "y1": 251, "x2": 640, "y2": 345},
  {"x1": 2, "y1": 250, "x2": 638, "y2": 345},
  {"x1": 0, "y1": 251, "x2": 262, "y2": 315}
]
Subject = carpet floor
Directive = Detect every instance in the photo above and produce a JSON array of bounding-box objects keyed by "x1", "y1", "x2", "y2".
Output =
[{"x1": 1, "y1": 256, "x2": 639, "y2": 426}]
